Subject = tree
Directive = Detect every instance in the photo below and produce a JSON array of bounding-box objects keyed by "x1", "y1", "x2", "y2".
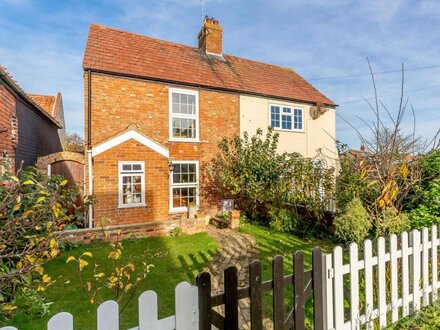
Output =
[
  {"x1": 64, "y1": 132, "x2": 84, "y2": 153},
  {"x1": 337, "y1": 60, "x2": 439, "y2": 231}
]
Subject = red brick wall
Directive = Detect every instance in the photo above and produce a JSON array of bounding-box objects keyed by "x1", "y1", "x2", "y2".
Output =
[
  {"x1": 93, "y1": 139, "x2": 169, "y2": 225},
  {"x1": 0, "y1": 85, "x2": 16, "y2": 172},
  {"x1": 85, "y1": 72, "x2": 240, "y2": 225}
]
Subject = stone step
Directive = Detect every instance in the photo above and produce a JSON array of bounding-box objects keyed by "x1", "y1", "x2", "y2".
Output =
[{"x1": 210, "y1": 216, "x2": 229, "y2": 229}]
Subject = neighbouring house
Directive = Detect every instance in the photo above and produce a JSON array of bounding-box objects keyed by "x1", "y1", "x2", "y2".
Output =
[
  {"x1": 83, "y1": 18, "x2": 336, "y2": 228},
  {"x1": 0, "y1": 65, "x2": 65, "y2": 173},
  {"x1": 28, "y1": 92, "x2": 66, "y2": 149}
]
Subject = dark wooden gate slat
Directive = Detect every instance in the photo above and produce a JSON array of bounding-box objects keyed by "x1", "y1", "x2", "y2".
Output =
[
  {"x1": 196, "y1": 272, "x2": 212, "y2": 330},
  {"x1": 249, "y1": 260, "x2": 263, "y2": 330},
  {"x1": 312, "y1": 247, "x2": 324, "y2": 330},
  {"x1": 224, "y1": 266, "x2": 239, "y2": 330},
  {"x1": 294, "y1": 251, "x2": 305, "y2": 330},
  {"x1": 272, "y1": 255, "x2": 284, "y2": 330},
  {"x1": 212, "y1": 310, "x2": 225, "y2": 330}
]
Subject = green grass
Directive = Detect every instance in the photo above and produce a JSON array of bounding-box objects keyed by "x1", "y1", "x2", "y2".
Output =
[
  {"x1": 239, "y1": 222, "x2": 333, "y2": 327},
  {"x1": 386, "y1": 302, "x2": 440, "y2": 329},
  {"x1": 5, "y1": 232, "x2": 219, "y2": 330}
]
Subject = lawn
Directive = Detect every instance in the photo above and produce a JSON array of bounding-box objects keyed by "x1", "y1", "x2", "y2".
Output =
[
  {"x1": 386, "y1": 302, "x2": 440, "y2": 329},
  {"x1": 4, "y1": 232, "x2": 219, "y2": 330},
  {"x1": 239, "y1": 222, "x2": 334, "y2": 327}
]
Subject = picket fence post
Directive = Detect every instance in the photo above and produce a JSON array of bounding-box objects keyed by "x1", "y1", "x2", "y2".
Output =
[
  {"x1": 432, "y1": 225, "x2": 438, "y2": 302},
  {"x1": 390, "y1": 234, "x2": 399, "y2": 323},
  {"x1": 138, "y1": 290, "x2": 158, "y2": 330},
  {"x1": 349, "y1": 242, "x2": 359, "y2": 330},
  {"x1": 47, "y1": 312, "x2": 73, "y2": 330},
  {"x1": 97, "y1": 300, "x2": 119, "y2": 330}
]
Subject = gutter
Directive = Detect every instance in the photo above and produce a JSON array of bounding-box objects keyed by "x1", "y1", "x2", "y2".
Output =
[{"x1": 83, "y1": 67, "x2": 338, "y2": 108}]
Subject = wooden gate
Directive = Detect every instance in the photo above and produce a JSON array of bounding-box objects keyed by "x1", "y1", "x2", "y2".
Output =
[
  {"x1": 50, "y1": 160, "x2": 84, "y2": 187},
  {"x1": 36, "y1": 151, "x2": 85, "y2": 208},
  {"x1": 196, "y1": 247, "x2": 324, "y2": 330}
]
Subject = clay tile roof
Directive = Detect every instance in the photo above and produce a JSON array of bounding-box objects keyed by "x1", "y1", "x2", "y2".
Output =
[
  {"x1": 83, "y1": 24, "x2": 336, "y2": 107},
  {"x1": 28, "y1": 94, "x2": 56, "y2": 116},
  {"x1": 0, "y1": 65, "x2": 61, "y2": 127}
]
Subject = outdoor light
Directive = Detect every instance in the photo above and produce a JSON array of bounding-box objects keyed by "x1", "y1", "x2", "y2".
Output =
[{"x1": 168, "y1": 161, "x2": 174, "y2": 172}]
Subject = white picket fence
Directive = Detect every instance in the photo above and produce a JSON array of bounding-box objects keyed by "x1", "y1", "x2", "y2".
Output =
[
  {"x1": 323, "y1": 225, "x2": 439, "y2": 330},
  {"x1": 3, "y1": 226, "x2": 440, "y2": 330},
  {"x1": 1, "y1": 281, "x2": 198, "y2": 330}
]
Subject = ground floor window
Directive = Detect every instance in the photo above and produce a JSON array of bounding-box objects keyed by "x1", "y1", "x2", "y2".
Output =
[
  {"x1": 170, "y1": 161, "x2": 198, "y2": 212},
  {"x1": 118, "y1": 161, "x2": 145, "y2": 208}
]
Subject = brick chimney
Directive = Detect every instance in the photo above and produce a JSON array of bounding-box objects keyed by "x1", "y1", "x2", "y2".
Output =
[{"x1": 198, "y1": 17, "x2": 223, "y2": 55}]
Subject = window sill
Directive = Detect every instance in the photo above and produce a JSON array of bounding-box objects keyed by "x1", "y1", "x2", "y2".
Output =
[
  {"x1": 168, "y1": 138, "x2": 201, "y2": 143},
  {"x1": 169, "y1": 207, "x2": 189, "y2": 213},
  {"x1": 272, "y1": 128, "x2": 305, "y2": 133},
  {"x1": 118, "y1": 203, "x2": 146, "y2": 209}
]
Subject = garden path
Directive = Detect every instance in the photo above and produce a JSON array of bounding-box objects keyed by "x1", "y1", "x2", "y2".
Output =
[{"x1": 204, "y1": 225, "x2": 258, "y2": 329}]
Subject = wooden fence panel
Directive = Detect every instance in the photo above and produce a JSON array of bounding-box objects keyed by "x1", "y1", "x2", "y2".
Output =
[
  {"x1": 323, "y1": 225, "x2": 440, "y2": 330},
  {"x1": 249, "y1": 260, "x2": 263, "y2": 330},
  {"x1": 224, "y1": 266, "x2": 238, "y2": 330},
  {"x1": 196, "y1": 272, "x2": 212, "y2": 330},
  {"x1": 272, "y1": 255, "x2": 284, "y2": 330},
  {"x1": 312, "y1": 247, "x2": 324, "y2": 330}
]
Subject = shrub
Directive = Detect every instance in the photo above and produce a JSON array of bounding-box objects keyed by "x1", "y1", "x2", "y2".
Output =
[
  {"x1": 210, "y1": 128, "x2": 335, "y2": 226},
  {"x1": 0, "y1": 165, "x2": 84, "y2": 319},
  {"x1": 405, "y1": 151, "x2": 440, "y2": 229},
  {"x1": 268, "y1": 206, "x2": 300, "y2": 233},
  {"x1": 376, "y1": 207, "x2": 410, "y2": 237},
  {"x1": 334, "y1": 198, "x2": 372, "y2": 243}
]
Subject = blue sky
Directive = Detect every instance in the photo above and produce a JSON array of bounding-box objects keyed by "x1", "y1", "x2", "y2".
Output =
[{"x1": 1, "y1": 0, "x2": 439, "y2": 148}]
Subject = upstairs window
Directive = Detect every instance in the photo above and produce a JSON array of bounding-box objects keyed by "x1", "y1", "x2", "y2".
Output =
[
  {"x1": 270, "y1": 105, "x2": 303, "y2": 131},
  {"x1": 118, "y1": 162, "x2": 145, "y2": 208},
  {"x1": 169, "y1": 88, "x2": 199, "y2": 141}
]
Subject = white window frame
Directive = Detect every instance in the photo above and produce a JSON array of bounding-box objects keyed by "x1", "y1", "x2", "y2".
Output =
[
  {"x1": 118, "y1": 161, "x2": 146, "y2": 208},
  {"x1": 169, "y1": 88, "x2": 200, "y2": 142},
  {"x1": 169, "y1": 160, "x2": 199, "y2": 213},
  {"x1": 269, "y1": 103, "x2": 304, "y2": 132}
]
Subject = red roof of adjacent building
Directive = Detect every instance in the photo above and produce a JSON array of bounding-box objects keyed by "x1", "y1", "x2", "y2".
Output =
[
  {"x1": 0, "y1": 65, "x2": 61, "y2": 127},
  {"x1": 28, "y1": 94, "x2": 55, "y2": 115},
  {"x1": 83, "y1": 24, "x2": 336, "y2": 107}
]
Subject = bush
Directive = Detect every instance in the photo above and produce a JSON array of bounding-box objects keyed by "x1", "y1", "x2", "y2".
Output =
[
  {"x1": 210, "y1": 128, "x2": 335, "y2": 227},
  {"x1": 0, "y1": 165, "x2": 84, "y2": 319},
  {"x1": 376, "y1": 207, "x2": 410, "y2": 237},
  {"x1": 405, "y1": 151, "x2": 440, "y2": 229},
  {"x1": 268, "y1": 206, "x2": 300, "y2": 233},
  {"x1": 334, "y1": 198, "x2": 372, "y2": 243}
]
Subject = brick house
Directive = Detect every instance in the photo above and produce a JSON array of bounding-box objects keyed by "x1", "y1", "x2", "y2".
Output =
[
  {"x1": 83, "y1": 19, "x2": 336, "y2": 227},
  {"x1": 0, "y1": 65, "x2": 65, "y2": 173}
]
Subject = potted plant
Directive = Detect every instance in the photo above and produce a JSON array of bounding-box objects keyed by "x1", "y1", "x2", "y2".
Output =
[{"x1": 188, "y1": 202, "x2": 197, "y2": 218}]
